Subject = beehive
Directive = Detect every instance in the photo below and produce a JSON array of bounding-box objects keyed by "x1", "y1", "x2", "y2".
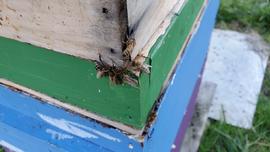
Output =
[{"x1": 0, "y1": 0, "x2": 206, "y2": 132}]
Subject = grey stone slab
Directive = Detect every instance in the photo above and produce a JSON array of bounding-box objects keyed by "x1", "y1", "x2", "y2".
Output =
[{"x1": 204, "y1": 29, "x2": 269, "y2": 129}]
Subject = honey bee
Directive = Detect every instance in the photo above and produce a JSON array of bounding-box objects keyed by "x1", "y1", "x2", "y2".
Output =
[
  {"x1": 123, "y1": 37, "x2": 136, "y2": 61},
  {"x1": 96, "y1": 53, "x2": 138, "y2": 86},
  {"x1": 95, "y1": 37, "x2": 151, "y2": 87},
  {"x1": 132, "y1": 54, "x2": 151, "y2": 74}
]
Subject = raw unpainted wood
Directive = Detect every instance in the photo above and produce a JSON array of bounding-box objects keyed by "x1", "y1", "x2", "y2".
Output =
[
  {"x1": 126, "y1": 0, "x2": 154, "y2": 33},
  {"x1": 0, "y1": 0, "x2": 188, "y2": 69},
  {"x1": 138, "y1": 0, "x2": 188, "y2": 59},
  {"x1": 0, "y1": 0, "x2": 207, "y2": 135},
  {"x1": 0, "y1": 0, "x2": 126, "y2": 65},
  {"x1": 125, "y1": 0, "x2": 188, "y2": 73},
  {"x1": 153, "y1": 0, "x2": 208, "y2": 103},
  {"x1": 127, "y1": 0, "x2": 185, "y2": 60}
]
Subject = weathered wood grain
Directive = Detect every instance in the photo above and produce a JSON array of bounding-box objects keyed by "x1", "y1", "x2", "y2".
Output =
[
  {"x1": 126, "y1": 0, "x2": 154, "y2": 33},
  {"x1": 0, "y1": 0, "x2": 188, "y2": 69},
  {"x1": 0, "y1": 0, "x2": 126, "y2": 65},
  {"x1": 0, "y1": 0, "x2": 207, "y2": 130},
  {"x1": 127, "y1": 0, "x2": 185, "y2": 59}
]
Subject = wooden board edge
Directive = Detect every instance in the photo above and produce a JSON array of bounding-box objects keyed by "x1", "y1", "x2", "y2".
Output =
[
  {"x1": 132, "y1": 0, "x2": 207, "y2": 77},
  {"x1": 0, "y1": 0, "x2": 206, "y2": 136},
  {"x1": 131, "y1": 0, "x2": 187, "y2": 62},
  {"x1": 145, "y1": 0, "x2": 208, "y2": 104},
  {"x1": 139, "y1": 0, "x2": 208, "y2": 136},
  {"x1": 0, "y1": 78, "x2": 143, "y2": 136}
]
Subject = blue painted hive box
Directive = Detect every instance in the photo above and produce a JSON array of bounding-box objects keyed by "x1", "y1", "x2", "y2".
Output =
[{"x1": 0, "y1": 0, "x2": 219, "y2": 151}]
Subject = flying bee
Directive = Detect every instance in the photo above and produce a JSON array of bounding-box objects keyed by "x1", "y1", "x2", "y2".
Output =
[{"x1": 123, "y1": 37, "x2": 136, "y2": 61}]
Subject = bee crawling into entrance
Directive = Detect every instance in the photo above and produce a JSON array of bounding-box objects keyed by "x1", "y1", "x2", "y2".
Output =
[
  {"x1": 95, "y1": 54, "x2": 139, "y2": 87},
  {"x1": 122, "y1": 37, "x2": 151, "y2": 74},
  {"x1": 122, "y1": 37, "x2": 136, "y2": 62},
  {"x1": 95, "y1": 37, "x2": 151, "y2": 87}
]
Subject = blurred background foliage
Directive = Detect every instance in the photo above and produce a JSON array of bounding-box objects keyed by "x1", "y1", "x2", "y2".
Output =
[
  {"x1": 217, "y1": 0, "x2": 270, "y2": 42},
  {"x1": 200, "y1": 0, "x2": 270, "y2": 151}
]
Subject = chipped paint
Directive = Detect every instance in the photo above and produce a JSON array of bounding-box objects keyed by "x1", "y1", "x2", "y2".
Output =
[
  {"x1": 38, "y1": 113, "x2": 121, "y2": 143},
  {"x1": 68, "y1": 122, "x2": 121, "y2": 143},
  {"x1": 0, "y1": 0, "x2": 218, "y2": 151},
  {"x1": 128, "y1": 144, "x2": 134, "y2": 149},
  {"x1": 170, "y1": 74, "x2": 177, "y2": 85},
  {"x1": 38, "y1": 113, "x2": 98, "y2": 139},
  {"x1": 46, "y1": 129, "x2": 74, "y2": 140},
  {"x1": 0, "y1": 140, "x2": 24, "y2": 152},
  {"x1": 0, "y1": 85, "x2": 143, "y2": 151},
  {"x1": 0, "y1": 0, "x2": 206, "y2": 130}
]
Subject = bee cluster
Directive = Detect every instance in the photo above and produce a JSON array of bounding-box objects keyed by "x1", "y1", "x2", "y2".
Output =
[{"x1": 95, "y1": 38, "x2": 151, "y2": 87}]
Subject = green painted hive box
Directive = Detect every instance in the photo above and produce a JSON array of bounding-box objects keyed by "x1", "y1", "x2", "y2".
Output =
[{"x1": 0, "y1": 0, "x2": 206, "y2": 132}]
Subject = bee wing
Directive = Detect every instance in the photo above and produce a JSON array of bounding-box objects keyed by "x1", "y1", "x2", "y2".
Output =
[
  {"x1": 96, "y1": 70, "x2": 106, "y2": 79},
  {"x1": 123, "y1": 75, "x2": 139, "y2": 88},
  {"x1": 141, "y1": 64, "x2": 152, "y2": 74}
]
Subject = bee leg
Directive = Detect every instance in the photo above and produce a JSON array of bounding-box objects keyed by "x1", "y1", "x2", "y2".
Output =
[
  {"x1": 123, "y1": 50, "x2": 131, "y2": 61},
  {"x1": 141, "y1": 64, "x2": 152, "y2": 74},
  {"x1": 123, "y1": 75, "x2": 138, "y2": 88}
]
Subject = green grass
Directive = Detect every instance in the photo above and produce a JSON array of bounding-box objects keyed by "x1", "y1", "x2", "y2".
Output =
[
  {"x1": 199, "y1": 72, "x2": 270, "y2": 151},
  {"x1": 217, "y1": 0, "x2": 270, "y2": 42},
  {"x1": 199, "y1": 0, "x2": 270, "y2": 151},
  {"x1": 0, "y1": 147, "x2": 4, "y2": 152}
]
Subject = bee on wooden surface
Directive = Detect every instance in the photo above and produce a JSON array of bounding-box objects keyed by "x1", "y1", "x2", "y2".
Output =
[
  {"x1": 132, "y1": 54, "x2": 151, "y2": 74},
  {"x1": 123, "y1": 37, "x2": 136, "y2": 61}
]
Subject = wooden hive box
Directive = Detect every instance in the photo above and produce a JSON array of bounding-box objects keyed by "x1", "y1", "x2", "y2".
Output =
[{"x1": 0, "y1": 0, "x2": 207, "y2": 133}]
